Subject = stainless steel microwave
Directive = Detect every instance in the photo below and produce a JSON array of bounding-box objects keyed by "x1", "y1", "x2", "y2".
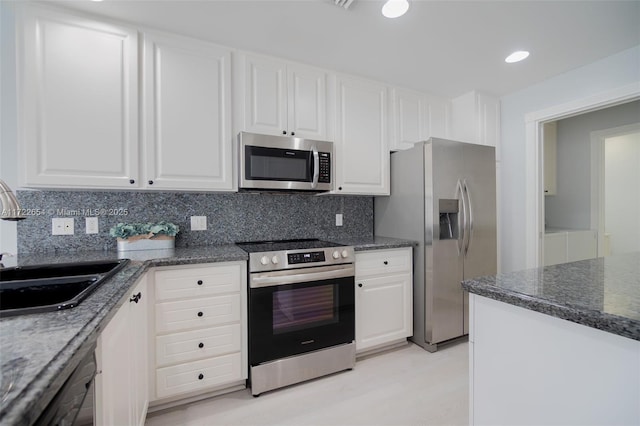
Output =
[{"x1": 238, "y1": 132, "x2": 333, "y2": 192}]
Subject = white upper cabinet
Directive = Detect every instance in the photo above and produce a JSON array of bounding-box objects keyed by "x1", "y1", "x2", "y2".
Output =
[
  {"x1": 450, "y1": 90, "x2": 500, "y2": 153},
  {"x1": 143, "y1": 31, "x2": 234, "y2": 191},
  {"x1": 19, "y1": 6, "x2": 139, "y2": 188},
  {"x1": 390, "y1": 87, "x2": 449, "y2": 151},
  {"x1": 543, "y1": 121, "x2": 558, "y2": 196},
  {"x1": 236, "y1": 53, "x2": 330, "y2": 140},
  {"x1": 334, "y1": 74, "x2": 390, "y2": 195}
]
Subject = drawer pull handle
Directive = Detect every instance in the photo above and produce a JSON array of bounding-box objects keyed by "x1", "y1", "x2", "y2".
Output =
[
  {"x1": 197, "y1": 311, "x2": 203, "y2": 317},
  {"x1": 197, "y1": 280, "x2": 203, "y2": 285},
  {"x1": 129, "y1": 292, "x2": 142, "y2": 303},
  {"x1": 198, "y1": 342, "x2": 204, "y2": 348},
  {"x1": 383, "y1": 261, "x2": 388, "y2": 265},
  {"x1": 198, "y1": 373, "x2": 204, "y2": 380}
]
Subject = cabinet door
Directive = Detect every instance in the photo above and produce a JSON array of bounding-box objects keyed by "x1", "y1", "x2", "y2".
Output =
[
  {"x1": 242, "y1": 54, "x2": 288, "y2": 137},
  {"x1": 544, "y1": 233, "x2": 567, "y2": 266},
  {"x1": 356, "y1": 274, "x2": 412, "y2": 352},
  {"x1": 95, "y1": 275, "x2": 149, "y2": 426},
  {"x1": 476, "y1": 92, "x2": 500, "y2": 149},
  {"x1": 567, "y1": 230, "x2": 597, "y2": 262},
  {"x1": 144, "y1": 32, "x2": 233, "y2": 191},
  {"x1": 130, "y1": 276, "x2": 149, "y2": 426},
  {"x1": 19, "y1": 7, "x2": 139, "y2": 188},
  {"x1": 95, "y1": 293, "x2": 133, "y2": 426},
  {"x1": 287, "y1": 64, "x2": 328, "y2": 140},
  {"x1": 334, "y1": 75, "x2": 389, "y2": 195},
  {"x1": 543, "y1": 122, "x2": 558, "y2": 196},
  {"x1": 390, "y1": 87, "x2": 423, "y2": 151}
]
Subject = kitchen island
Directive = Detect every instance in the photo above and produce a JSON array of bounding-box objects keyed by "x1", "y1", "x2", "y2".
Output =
[{"x1": 462, "y1": 253, "x2": 640, "y2": 425}]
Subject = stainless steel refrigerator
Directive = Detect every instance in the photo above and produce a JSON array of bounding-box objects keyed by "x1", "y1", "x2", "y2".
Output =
[{"x1": 374, "y1": 138, "x2": 496, "y2": 352}]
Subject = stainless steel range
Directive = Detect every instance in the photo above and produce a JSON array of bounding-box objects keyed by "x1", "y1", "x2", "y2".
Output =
[{"x1": 237, "y1": 239, "x2": 355, "y2": 396}]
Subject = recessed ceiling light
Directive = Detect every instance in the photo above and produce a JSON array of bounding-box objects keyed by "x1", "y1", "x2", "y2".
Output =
[
  {"x1": 505, "y1": 51, "x2": 530, "y2": 63},
  {"x1": 382, "y1": 0, "x2": 410, "y2": 19}
]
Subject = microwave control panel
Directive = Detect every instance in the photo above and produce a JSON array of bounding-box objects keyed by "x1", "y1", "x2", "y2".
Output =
[{"x1": 319, "y1": 153, "x2": 331, "y2": 183}]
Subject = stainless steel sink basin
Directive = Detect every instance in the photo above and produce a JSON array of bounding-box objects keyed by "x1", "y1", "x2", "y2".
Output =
[{"x1": 0, "y1": 259, "x2": 129, "y2": 317}]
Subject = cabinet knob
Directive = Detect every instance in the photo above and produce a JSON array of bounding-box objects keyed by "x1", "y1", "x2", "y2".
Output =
[
  {"x1": 282, "y1": 130, "x2": 287, "y2": 135},
  {"x1": 197, "y1": 280, "x2": 203, "y2": 286},
  {"x1": 129, "y1": 179, "x2": 135, "y2": 184},
  {"x1": 383, "y1": 261, "x2": 388, "y2": 265},
  {"x1": 291, "y1": 132, "x2": 295, "y2": 136},
  {"x1": 198, "y1": 342, "x2": 204, "y2": 349},
  {"x1": 198, "y1": 373, "x2": 204, "y2": 380},
  {"x1": 358, "y1": 283, "x2": 363, "y2": 288},
  {"x1": 129, "y1": 292, "x2": 142, "y2": 303},
  {"x1": 338, "y1": 186, "x2": 343, "y2": 191},
  {"x1": 148, "y1": 180, "x2": 154, "y2": 185},
  {"x1": 197, "y1": 311, "x2": 203, "y2": 317}
]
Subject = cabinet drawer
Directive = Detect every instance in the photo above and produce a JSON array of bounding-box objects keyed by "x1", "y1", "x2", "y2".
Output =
[
  {"x1": 155, "y1": 264, "x2": 243, "y2": 301},
  {"x1": 155, "y1": 352, "x2": 242, "y2": 399},
  {"x1": 356, "y1": 247, "x2": 412, "y2": 277},
  {"x1": 156, "y1": 324, "x2": 241, "y2": 367},
  {"x1": 156, "y1": 294, "x2": 241, "y2": 334}
]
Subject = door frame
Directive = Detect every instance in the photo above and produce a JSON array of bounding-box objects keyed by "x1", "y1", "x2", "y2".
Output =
[
  {"x1": 523, "y1": 83, "x2": 640, "y2": 268},
  {"x1": 591, "y1": 123, "x2": 640, "y2": 256}
]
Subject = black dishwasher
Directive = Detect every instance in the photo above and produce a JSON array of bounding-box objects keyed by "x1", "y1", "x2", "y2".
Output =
[{"x1": 34, "y1": 345, "x2": 96, "y2": 426}]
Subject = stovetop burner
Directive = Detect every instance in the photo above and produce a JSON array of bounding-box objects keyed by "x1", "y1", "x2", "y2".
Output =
[{"x1": 236, "y1": 238, "x2": 345, "y2": 254}]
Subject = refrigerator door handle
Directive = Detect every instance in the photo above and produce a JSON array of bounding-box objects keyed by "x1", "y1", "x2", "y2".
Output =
[
  {"x1": 456, "y1": 179, "x2": 466, "y2": 255},
  {"x1": 462, "y1": 179, "x2": 474, "y2": 256}
]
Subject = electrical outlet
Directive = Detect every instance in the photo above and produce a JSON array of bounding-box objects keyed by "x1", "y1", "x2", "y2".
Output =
[
  {"x1": 190, "y1": 216, "x2": 207, "y2": 231},
  {"x1": 86, "y1": 217, "x2": 99, "y2": 234},
  {"x1": 52, "y1": 218, "x2": 74, "y2": 235},
  {"x1": 336, "y1": 213, "x2": 343, "y2": 227}
]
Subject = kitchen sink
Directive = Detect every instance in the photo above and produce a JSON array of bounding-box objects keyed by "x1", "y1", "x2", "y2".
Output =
[
  {"x1": 0, "y1": 259, "x2": 129, "y2": 317},
  {"x1": 0, "y1": 260, "x2": 125, "y2": 282}
]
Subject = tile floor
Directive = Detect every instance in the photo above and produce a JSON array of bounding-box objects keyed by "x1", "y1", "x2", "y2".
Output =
[{"x1": 145, "y1": 341, "x2": 469, "y2": 426}]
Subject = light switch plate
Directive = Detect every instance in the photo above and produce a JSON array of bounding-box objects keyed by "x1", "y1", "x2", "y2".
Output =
[
  {"x1": 190, "y1": 216, "x2": 207, "y2": 231},
  {"x1": 52, "y1": 217, "x2": 74, "y2": 235},
  {"x1": 85, "y1": 217, "x2": 99, "y2": 234}
]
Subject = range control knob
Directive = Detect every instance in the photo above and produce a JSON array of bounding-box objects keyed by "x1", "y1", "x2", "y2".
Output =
[
  {"x1": 332, "y1": 250, "x2": 341, "y2": 259},
  {"x1": 260, "y1": 256, "x2": 269, "y2": 265},
  {"x1": 271, "y1": 256, "x2": 279, "y2": 264},
  {"x1": 341, "y1": 250, "x2": 350, "y2": 258}
]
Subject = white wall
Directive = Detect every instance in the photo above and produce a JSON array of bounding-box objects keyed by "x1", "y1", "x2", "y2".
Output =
[
  {"x1": 605, "y1": 132, "x2": 640, "y2": 255},
  {"x1": 545, "y1": 101, "x2": 640, "y2": 229},
  {"x1": 500, "y1": 45, "x2": 640, "y2": 273},
  {"x1": 0, "y1": 1, "x2": 19, "y2": 255}
]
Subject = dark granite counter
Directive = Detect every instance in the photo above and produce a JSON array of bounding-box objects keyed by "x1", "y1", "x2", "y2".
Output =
[
  {"x1": 462, "y1": 252, "x2": 640, "y2": 341},
  {"x1": 332, "y1": 236, "x2": 417, "y2": 251},
  {"x1": 0, "y1": 238, "x2": 411, "y2": 425}
]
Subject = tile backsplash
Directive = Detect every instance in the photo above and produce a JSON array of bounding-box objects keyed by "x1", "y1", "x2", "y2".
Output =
[{"x1": 16, "y1": 190, "x2": 373, "y2": 253}]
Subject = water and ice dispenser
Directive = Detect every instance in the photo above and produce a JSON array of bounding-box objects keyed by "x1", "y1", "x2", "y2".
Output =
[{"x1": 439, "y1": 199, "x2": 459, "y2": 240}]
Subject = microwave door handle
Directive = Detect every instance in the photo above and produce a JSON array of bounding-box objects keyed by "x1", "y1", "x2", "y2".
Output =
[{"x1": 311, "y1": 145, "x2": 319, "y2": 189}]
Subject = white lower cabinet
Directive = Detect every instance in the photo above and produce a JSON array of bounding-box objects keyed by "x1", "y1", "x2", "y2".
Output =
[
  {"x1": 95, "y1": 273, "x2": 149, "y2": 426},
  {"x1": 355, "y1": 247, "x2": 413, "y2": 354},
  {"x1": 149, "y1": 261, "x2": 247, "y2": 404},
  {"x1": 543, "y1": 230, "x2": 597, "y2": 266}
]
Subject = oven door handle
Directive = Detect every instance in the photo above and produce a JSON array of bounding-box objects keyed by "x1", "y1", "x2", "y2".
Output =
[{"x1": 249, "y1": 264, "x2": 355, "y2": 288}]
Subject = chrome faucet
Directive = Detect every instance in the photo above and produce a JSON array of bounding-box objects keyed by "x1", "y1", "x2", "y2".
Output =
[{"x1": 0, "y1": 179, "x2": 25, "y2": 221}]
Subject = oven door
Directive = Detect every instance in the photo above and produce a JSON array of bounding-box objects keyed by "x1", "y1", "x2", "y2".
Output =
[{"x1": 248, "y1": 264, "x2": 355, "y2": 366}]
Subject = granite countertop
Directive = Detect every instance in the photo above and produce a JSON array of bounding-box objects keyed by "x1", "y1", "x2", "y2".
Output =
[
  {"x1": 0, "y1": 237, "x2": 412, "y2": 425},
  {"x1": 462, "y1": 252, "x2": 640, "y2": 341}
]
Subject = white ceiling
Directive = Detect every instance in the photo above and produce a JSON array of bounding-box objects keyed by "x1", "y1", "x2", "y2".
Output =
[{"x1": 42, "y1": 0, "x2": 640, "y2": 98}]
